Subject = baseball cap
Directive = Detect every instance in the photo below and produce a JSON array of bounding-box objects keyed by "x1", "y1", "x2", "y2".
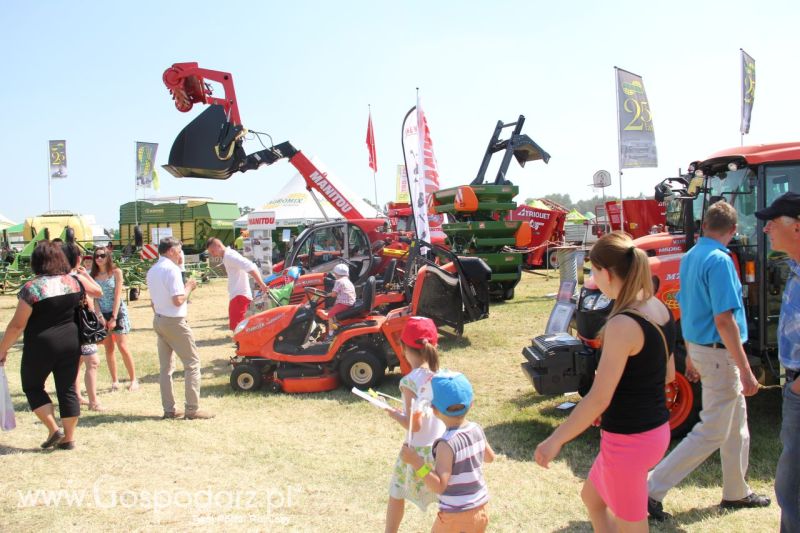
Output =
[
  {"x1": 431, "y1": 371, "x2": 473, "y2": 417},
  {"x1": 332, "y1": 263, "x2": 349, "y2": 277},
  {"x1": 400, "y1": 316, "x2": 438, "y2": 349},
  {"x1": 755, "y1": 192, "x2": 800, "y2": 221}
]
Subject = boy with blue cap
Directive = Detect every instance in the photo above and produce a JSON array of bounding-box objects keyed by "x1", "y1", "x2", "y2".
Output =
[{"x1": 401, "y1": 371, "x2": 495, "y2": 532}]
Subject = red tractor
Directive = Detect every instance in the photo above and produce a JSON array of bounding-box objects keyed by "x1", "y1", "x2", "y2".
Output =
[{"x1": 522, "y1": 141, "x2": 800, "y2": 438}]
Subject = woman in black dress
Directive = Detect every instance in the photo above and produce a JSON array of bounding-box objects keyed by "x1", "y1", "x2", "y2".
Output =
[{"x1": 0, "y1": 241, "x2": 101, "y2": 449}]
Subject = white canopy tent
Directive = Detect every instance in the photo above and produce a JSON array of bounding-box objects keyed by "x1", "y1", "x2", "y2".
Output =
[
  {"x1": 235, "y1": 161, "x2": 382, "y2": 228},
  {"x1": 0, "y1": 213, "x2": 14, "y2": 230}
]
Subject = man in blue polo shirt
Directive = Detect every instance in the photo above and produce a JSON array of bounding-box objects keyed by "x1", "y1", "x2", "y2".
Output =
[
  {"x1": 757, "y1": 191, "x2": 800, "y2": 533},
  {"x1": 647, "y1": 200, "x2": 769, "y2": 521}
]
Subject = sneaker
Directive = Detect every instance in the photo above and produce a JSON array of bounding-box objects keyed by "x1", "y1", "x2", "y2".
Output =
[
  {"x1": 647, "y1": 497, "x2": 672, "y2": 521},
  {"x1": 161, "y1": 410, "x2": 184, "y2": 420},
  {"x1": 720, "y1": 493, "x2": 771, "y2": 509},
  {"x1": 56, "y1": 441, "x2": 76, "y2": 451},
  {"x1": 184, "y1": 410, "x2": 215, "y2": 420}
]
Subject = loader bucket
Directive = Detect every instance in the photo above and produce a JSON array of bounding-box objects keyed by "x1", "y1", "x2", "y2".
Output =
[{"x1": 162, "y1": 105, "x2": 245, "y2": 180}]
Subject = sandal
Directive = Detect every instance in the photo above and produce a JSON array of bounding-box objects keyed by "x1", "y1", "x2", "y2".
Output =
[
  {"x1": 89, "y1": 403, "x2": 107, "y2": 412},
  {"x1": 41, "y1": 429, "x2": 65, "y2": 449},
  {"x1": 111, "y1": 381, "x2": 120, "y2": 391},
  {"x1": 128, "y1": 380, "x2": 140, "y2": 392}
]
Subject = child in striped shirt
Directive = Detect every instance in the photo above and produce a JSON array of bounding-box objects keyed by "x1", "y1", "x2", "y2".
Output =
[{"x1": 401, "y1": 371, "x2": 495, "y2": 533}]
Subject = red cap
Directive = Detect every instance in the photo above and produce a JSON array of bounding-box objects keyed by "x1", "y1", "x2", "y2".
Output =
[{"x1": 400, "y1": 316, "x2": 438, "y2": 349}]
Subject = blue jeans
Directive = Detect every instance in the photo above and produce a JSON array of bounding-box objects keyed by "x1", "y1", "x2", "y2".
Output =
[{"x1": 776, "y1": 380, "x2": 800, "y2": 533}]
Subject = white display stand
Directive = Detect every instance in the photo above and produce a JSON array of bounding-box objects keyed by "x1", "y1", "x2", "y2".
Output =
[{"x1": 245, "y1": 211, "x2": 276, "y2": 280}]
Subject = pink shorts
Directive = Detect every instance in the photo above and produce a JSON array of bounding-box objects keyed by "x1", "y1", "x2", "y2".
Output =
[{"x1": 588, "y1": 422, "x2": 670, "y2": 522}]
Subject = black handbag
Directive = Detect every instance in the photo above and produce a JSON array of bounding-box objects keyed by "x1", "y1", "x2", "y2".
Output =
[{"x1": 74, "y1": 276, "x2": 108, "y2": 345}]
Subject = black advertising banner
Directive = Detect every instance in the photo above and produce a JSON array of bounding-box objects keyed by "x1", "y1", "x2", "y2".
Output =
[
  {"x1": 48, "y1": 140, "x2": 67, "y2": 178},
  {"x1": 616, "y1": 68, "x2": 657, "y2": 169},
  {"x1": 740, "y1": 50, "x2": 756, "y2": 135}
]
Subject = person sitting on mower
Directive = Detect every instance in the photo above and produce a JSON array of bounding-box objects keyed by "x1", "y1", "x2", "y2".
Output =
[
  {"x1": 385, "y1": 317, "x2": 445, "y2": 533},
  {"x1": 325, "y1": 263, "x2": 355, "y2": 339}
]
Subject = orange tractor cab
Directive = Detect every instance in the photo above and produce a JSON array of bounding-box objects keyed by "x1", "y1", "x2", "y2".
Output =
[
  {"x1": 161, "y1": 62, "x2": 411, "y2": 307},
  {"x1": 521, "y1": 141, "x2": 800, "y2": 439},
  {"x1": 230, "y1": 242, "x2": 491, "y2": 393}
]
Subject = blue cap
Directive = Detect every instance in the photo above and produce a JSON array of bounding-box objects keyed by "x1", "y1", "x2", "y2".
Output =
[
  {"x1": 431, "y1": 371, "x2": 473, "y2": 417},
  {"x1": 285, "y1": 266, "x2": 301, "y2": 280}
]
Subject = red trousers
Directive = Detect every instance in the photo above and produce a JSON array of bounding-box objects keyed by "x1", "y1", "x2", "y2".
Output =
[{"x1": 229, "y1": 295, "x2": 252, "y2": 330}]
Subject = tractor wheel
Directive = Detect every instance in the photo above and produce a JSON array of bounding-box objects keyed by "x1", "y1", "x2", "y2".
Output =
[
  {"x1": 546, "y1": 250, "x2": 559, "y2": 269},
  {"x1": 502, "y1": 286, "x2": 515, "y2": 301},
  {"x1": 339, "y1": 351, "x2": 385, "y2": 390},
  {"x1": 230, "y1": 364, "x2": 262, "y2": 392},
  {"x1": 129, "y1": 288, "x2": 140, "y2": 301},
  {"x1": 667, "y1": 344, "x2": 702, "y2": 439}
]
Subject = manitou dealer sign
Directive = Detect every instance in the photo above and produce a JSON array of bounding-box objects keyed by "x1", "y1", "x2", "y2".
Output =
[{"x1": 247, "y1": 211, "x2": 277, "y2": 230}]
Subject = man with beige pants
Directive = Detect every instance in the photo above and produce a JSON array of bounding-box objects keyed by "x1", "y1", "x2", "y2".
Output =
[
  {"x1": 146, "y1": 237, "x2": 214, "y2": 420},
  {"x1": 647, "y1": 201, "x2": 769, "y2": 520}
]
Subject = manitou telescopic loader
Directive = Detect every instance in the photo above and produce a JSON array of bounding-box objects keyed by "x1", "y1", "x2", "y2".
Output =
[{"x1": 161, "y1": 62, "x2": 411, "y2": 306}]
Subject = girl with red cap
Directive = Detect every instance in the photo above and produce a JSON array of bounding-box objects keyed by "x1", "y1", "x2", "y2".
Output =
[{"x1": 384, "y1": 316, "x2": 445, "y2": 533}]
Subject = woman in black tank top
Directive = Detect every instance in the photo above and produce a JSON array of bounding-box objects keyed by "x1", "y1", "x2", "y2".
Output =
[{"x1": 534, "y1": 232, "x2": 676, "y2": 530}]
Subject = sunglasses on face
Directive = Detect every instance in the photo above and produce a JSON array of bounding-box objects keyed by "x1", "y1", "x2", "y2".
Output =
[{"x1": 95, "y1": 254, "x2": 107, "y2": 259}]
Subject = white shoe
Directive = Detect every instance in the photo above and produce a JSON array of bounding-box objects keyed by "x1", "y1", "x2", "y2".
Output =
[{"x1": 111, "y1": 381, "x2": 120, "y2": 391}]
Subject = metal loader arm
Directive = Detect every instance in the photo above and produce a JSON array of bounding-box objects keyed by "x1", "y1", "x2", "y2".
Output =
[{"x1": 161, "y1": 62, "x2": 367, "y2": 221}]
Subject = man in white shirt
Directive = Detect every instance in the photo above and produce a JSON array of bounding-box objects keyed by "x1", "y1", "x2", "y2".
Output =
[
  {"x1": 205, "y1": 237, "x2": 268, "y2": 330},
  {"x1": 146, "y1": 237, "x2": 214, "y2": 420}
]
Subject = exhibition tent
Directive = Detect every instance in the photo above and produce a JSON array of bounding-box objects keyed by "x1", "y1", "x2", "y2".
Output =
[
  {"x1": 235, "y1": 161, "x2": 382, "y2": 227},
  {"x1": 565, "y1": 209, "x2": 588, "y2": 223},
  {"x1": 0, "y1": 213, "x2": 14, "y2": 230}
]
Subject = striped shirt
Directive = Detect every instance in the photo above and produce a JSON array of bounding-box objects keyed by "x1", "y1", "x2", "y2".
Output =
[
  {"x1": 432, "y1": 422, "x2": 489, "y2": 512},
  {"x1": 779, "y1": 259, "x2": 800, "y2": 370}
]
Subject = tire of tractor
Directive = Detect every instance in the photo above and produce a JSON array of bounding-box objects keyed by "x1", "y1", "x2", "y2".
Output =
[
  {"x1": 339, "y1": 351, "x2": 385, "y2": 390},
  {"x1": 65, "y1": 227, "x2": 75, "y2": 243},
  {"x1": 134, "y1": 226, "x2": 143, "y2": 248},
  {"x1": 230, "y1": 365, "x2": 262, "y2": 392},
  {"x1": 546, "y1": 250, "x2": 559, "y2": 269},
  {"x1": 502, "y1": 286, "x2": 515, "y2": 301},
  {"x1": 668, "y1": 345, "x2": 702, "y2": 439},
  {"x1": 129, "y1": 288, "x2": 140, "y2": 301}
]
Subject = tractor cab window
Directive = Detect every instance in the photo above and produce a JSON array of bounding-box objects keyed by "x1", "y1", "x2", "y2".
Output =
[
  {"x1": 763, "y1": 164, "x2": 800, "y2": 340},
  {"x1": 695, "y1": 167, "x2": 758, "y2": 246},
  {"x1": 347, "y1": 225, "x2": 371, "y2": 279},
  {"x1": 295, "y1": 225, "x2": 345, "y2": 271}
]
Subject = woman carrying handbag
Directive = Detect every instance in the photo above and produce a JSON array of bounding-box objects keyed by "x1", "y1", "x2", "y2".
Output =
[{"x1": 0, "y1": 241, "x2": 102, "y2": 450}]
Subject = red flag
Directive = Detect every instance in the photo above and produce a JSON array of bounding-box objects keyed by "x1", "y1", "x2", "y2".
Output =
[{"x1": 366, "y1": 112, "x2": 378, "y2": 172}]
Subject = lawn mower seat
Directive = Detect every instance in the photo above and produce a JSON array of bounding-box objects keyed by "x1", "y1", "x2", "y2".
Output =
[
  {"x1": 335, "y1": 276, "x2": 376, "y2": 321},
  {"x1": 375, "y1": 259, "x2": 397, "y2": 291}
]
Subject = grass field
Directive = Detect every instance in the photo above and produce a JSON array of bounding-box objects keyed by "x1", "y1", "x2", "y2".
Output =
[{"x1": 0, "y1": 273, "x2": 783, "y2": 532}]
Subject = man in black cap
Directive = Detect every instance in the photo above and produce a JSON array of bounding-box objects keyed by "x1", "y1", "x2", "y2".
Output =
[{"x1": 756, "y1": 191, "x2": 800, "y2": 533}]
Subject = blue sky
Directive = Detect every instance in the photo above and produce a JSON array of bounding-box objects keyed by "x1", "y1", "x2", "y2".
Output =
[{"x1": 2, "y1": 0, "x2": 798, "y2": 228}]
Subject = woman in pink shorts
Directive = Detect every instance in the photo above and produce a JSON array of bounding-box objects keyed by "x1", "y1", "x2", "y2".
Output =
[{"x1": 535, "y1": 232, "x2": 676, "y2": 531}]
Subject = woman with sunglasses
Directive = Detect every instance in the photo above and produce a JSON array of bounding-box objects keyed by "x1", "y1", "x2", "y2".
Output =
[{"x1": 90, "y1": 247, "x2": 138, "y2": 391}]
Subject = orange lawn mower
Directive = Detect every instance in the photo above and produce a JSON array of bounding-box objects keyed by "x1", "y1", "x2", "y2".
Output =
[{"x1": 228, "y1": 243, "x2": 491, "y2": 393}]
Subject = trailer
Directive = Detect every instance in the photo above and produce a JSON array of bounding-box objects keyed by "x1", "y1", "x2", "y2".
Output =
[{"x1": 118, "y1": 199, "x2": 240, "y2": 253}]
